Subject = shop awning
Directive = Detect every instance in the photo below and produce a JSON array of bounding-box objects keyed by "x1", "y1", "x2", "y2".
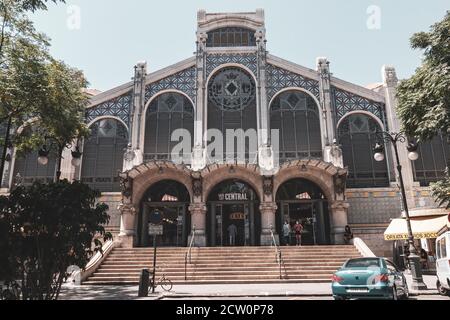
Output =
[{"x1": 384, "y1": 215, "x2": 449, "y2": 240}]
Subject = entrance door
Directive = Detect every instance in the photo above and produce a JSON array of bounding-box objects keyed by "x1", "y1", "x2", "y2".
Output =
[
  {"x1": 142, "y1": 203, "x2": 189, "y2": 247},
  {"x1": 279, "y1": 201, "x2": 330, "y2": 245},
  {"x1": 210, "y1": 202, "x2": 258, "y2": 246}
]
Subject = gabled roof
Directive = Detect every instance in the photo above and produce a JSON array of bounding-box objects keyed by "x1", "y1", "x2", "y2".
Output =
[
  {"x1": 267, "y1": 54, "x2": 385, "y2": 103},
  {"x1": 88, "y1": 53, "x2": 385, "y2": 109},
  {"x1": 88, "y1": 57, "x2": 196, "y2": 108}
]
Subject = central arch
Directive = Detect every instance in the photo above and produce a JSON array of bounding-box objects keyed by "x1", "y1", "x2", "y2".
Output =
[{"x1": 206, "y1": 179, "x2": 261, "y2": 247}]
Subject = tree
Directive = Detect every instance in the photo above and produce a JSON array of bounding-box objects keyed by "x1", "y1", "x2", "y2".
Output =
[
  {"x1": 0, "y1": 180, "x2": 111, "y2": 300},
  {"x1": 0, "y1": 0, "x2": 89, "y2": 184},
  {"x1": 396, "y1": 11, "x2": 450, "y2": 208},
  {"x1": 12, "y1": 59, "x2": 90, "y2": 181}
]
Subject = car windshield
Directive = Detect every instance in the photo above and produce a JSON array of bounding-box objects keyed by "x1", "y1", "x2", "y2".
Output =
[{"x1": 344, "y1": 258, "x2": 381, "y2": 268}]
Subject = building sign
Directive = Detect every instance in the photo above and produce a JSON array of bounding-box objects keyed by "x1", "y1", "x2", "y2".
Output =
[
  {"x1": 384, "y1": 232, "x2": 438, "y2": 241},
  {"x1": 148, "y1": 224, "x2": 163, "y2": 235},
  {"x1": 230, "y1": 212, "x2": 245, "y2": 220},
  {"x1": 218, "y1": 193, "x2": 248, "y2": 201}
]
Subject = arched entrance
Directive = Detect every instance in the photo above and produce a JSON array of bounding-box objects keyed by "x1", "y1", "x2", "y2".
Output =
[
  {"x1": 137, "y1": 180, "x2": 191, "y2": 247},
  {"x1": 207, "y1": 179, "x2": 260, "y2": 246},
  {"x1": 276, "y1": 178, "x2": 331, "y2": 245}
]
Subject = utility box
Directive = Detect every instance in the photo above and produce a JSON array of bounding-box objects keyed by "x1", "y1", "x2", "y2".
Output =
[{"x1": 138, "y1": 268, "x2": 150, "y2": 297}]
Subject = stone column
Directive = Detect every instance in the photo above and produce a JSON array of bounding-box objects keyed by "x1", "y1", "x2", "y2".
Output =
[
  {"x1": 192, "y1": 31, "x2": 207, "y2": 171},
  {"x1": 125, "y1": 61, "x2": 147, "y2": 171},
  {"x1": 118, "y1": 203, "x2": 137, "y2": 248},
  {"x1": 382, "y1": 66, "x2": 416, "y2": 208},
  {"x1": 317, "y1": 57, "x2": 334, "y2": 148},
  {"x1": 330, "y1": 201, "x2": 349, "y2": 245},
  {"x1": 189, "y1": 203, "x2": 207, "y2": 247},
  {"x1": 260, "y1": 202, "x2": 278, "y2": 245}
]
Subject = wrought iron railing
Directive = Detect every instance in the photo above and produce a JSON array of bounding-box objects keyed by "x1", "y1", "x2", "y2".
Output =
[
  {"x1": 184, "y1": 226, "x2": 196, "y2": 281},
  {"x1": 270, "y1": 225, "x2": 284, "y2": 280}
]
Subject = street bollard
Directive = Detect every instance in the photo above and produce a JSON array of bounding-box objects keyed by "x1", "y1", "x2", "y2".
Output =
[{"x1": 138, "y1": 268, "x2": 150, "y2": 297}]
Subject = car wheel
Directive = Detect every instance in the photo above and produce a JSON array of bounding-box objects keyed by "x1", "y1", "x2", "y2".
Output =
[
  {"x1": 334, "y1": 296, "x2": 346, "y2": 300},
  {"x1": 437, "y1": 280, "x2": 449, "y2": 296}
]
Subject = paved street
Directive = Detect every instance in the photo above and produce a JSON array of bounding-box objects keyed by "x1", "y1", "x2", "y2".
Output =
[{"x1": 58, "y1": 274, "x2": 447, "y2": 300}]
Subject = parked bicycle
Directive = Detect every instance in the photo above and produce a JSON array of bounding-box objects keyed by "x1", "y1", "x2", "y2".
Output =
[{"x1": 150, "y1": 265, "x2": 173, "y2": 292}]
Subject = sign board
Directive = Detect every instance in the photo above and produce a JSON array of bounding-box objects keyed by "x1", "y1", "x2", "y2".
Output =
[
  {"x1": 230, "y1": 212, "x2": 245, "y2": 220},
  {"x1": 149, "y1": 209, "x2": 163, "y2": 225},
  {"x1": 218, "y1": 193, "x2": 248, "y2": 201},
  {"x1": 148, "y1": 224, "x2": 163, "y2": 236}
]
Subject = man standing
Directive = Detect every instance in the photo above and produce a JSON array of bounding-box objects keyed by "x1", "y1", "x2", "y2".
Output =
[
  {"x1": 282, "y1": 221, "x2": 291, "y2": 246},
  {"x1": 294, "y1": 221, "x2": 303, "y2": 246},
  {"x1": 227, "y1": 223, "x2": 237, "y2": 246}
]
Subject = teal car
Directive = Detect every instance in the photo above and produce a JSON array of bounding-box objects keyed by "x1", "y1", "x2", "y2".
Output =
[{"x1": 332, "y1": 257, "x2": 409, "y2": 300}]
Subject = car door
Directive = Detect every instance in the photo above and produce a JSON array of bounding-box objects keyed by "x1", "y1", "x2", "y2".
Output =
[{"x1": 386, "y1": 260, "x2": 404, "y2": 293}]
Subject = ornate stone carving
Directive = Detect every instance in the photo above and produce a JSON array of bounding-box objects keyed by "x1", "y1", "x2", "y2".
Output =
[
  {"x1": 383, "y1": 66, "x2": 398, "y2": 87},
  {"x1": 191, "y1": 173, "x2": 203, "y2": 198},
  {"x1": 119, "y1": 173, "x2": 133, "y2": 198},
  {"x1": 333, "y1": 170, "x2": 347, "y2": 195},
  {"x1": 118, "y1": 203, "x2": 136, "y2": 215},
  {"x1": 263, "y1": 175, "x2": 273, "y2": 196}
]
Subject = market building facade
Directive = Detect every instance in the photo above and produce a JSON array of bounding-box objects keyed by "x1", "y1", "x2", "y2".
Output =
[{"x1": 2, "y1": 10, "x2": 449, "y2": 256}]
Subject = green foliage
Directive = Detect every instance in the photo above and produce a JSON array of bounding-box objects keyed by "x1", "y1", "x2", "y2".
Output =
[
  {"x1": 396, "y1": 11, "x2": 450, "y2": 208},
  {"x1": 397, "y1": 11, "x2": 450, "y2": 141},
  {"x1": 431, "y1": 173, "x2": 450, "y2": 209},
  {"x1": 0, "y1": 0, "x2": 89, "y2": 160},
  {"x1": 0, "y1": 180, "x2": 111, "y2": 300}
]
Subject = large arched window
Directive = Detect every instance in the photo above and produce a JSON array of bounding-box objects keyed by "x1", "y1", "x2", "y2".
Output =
[
  {"x1": 144, "y1": 92, "x2": 194, "y2": 161},
  {"x1": 206, "y1": 27, "x2": 256, "y2": 47},
  {"x1": 338, "y1": 114, "x2": 389, "y2": 188},
  {"x1": 207, "y1": 67, "x2": 257, "y2": 163},
  {"x1": 13, "y1": 151, "x2": 57, "y2": 186},
  {"x1": 413, "y1": 134, "x2": 449, "y2": 186},
  {"x1": 270, "y1": 90, "x2": 322, "y2": 162},
  {"x1": 12, "y1": 125, "x2": 57, "y2": 186},
  {"x1": 80, "y1": 118, "x2": 128, "y2": 192}
]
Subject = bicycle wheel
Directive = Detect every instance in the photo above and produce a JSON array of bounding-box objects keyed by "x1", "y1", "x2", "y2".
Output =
[{"x1": 160, "y1": 277, "x2": 173, "y2": 292}]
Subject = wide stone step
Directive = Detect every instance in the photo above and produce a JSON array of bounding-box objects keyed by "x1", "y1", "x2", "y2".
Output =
[{"x1": 83, "y1": 278, "x2": 330, "y2": 285}]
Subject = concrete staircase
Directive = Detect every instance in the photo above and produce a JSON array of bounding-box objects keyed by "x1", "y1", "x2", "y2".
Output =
[{"x1": 83, "y1": 245, "x2": 362, "y2": 285}]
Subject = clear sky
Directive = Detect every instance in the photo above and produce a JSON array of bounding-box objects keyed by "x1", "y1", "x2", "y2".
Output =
[{"x1": 31, "y1": 0, "x2": 449, "y2": 92}]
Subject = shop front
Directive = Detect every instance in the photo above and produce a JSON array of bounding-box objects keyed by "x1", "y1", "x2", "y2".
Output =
[{"x1": 384, "y1": 208, "x2": 449, "y2": 272}]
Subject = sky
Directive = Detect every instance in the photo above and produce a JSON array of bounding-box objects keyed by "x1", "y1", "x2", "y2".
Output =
[{"x1": 31, "y1": 0, "x2": 449, "y2": 92}]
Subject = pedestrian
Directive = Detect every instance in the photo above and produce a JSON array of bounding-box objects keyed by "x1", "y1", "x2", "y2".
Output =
[
  {"x1": 343, "y1": 225, "x2": 353, "y2": 244},
  {"x1": 282, "y1": 221, "x2": 291, "y2": 246},
  {"x1": 294, "y1": 221, "x2": 303, "y2": 246},
  {"x1": 227, "y1": 223, "x2": 237, "y2": 246}
]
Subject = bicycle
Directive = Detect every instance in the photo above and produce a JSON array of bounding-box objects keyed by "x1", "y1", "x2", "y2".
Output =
[{"x1": 150, "y1": 265, "x2": 173, "y2": 292}]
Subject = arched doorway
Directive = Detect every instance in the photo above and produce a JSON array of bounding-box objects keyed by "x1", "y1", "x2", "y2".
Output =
[
  {"x1": 137, "y1": 180, "x2": 191, "y2": 247},
  {"x1": 207, "y1": 179, "x2": 260, "y2": 246},
  {"x1": 276, "y1": 178, "x2": 330, "y2": 245}
]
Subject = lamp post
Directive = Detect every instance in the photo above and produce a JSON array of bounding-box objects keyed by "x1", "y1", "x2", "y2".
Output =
[
  {"x1": 373, "y1": 131, "x2": 427, "y2": 290},
  {"x1": 37, "y1": 139, "x2": 83, "y2": 182}
]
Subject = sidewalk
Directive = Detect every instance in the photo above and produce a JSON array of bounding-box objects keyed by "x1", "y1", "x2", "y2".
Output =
[{"x1": 59, "y1": 274, "x2": 438, "y2": 300}]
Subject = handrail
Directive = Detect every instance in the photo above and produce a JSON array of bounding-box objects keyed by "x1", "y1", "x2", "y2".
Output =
[
  {"x1": 269, "y1": 225, "x2": 284, "y2": 280},
  {"x1": 184, "y1": 226, "x2": 196, "y2": 281}
]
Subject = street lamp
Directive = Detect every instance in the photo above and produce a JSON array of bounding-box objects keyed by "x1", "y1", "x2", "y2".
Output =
[
  {"x1": 71, "y1": 146, "x2": 83, "y2": 167},
  {"x1": 37, "y1": 146, "x2": 50, "y2": 166},
  {"x1": 373, "y1": 131, "x2": 427, "y2": 290}
]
